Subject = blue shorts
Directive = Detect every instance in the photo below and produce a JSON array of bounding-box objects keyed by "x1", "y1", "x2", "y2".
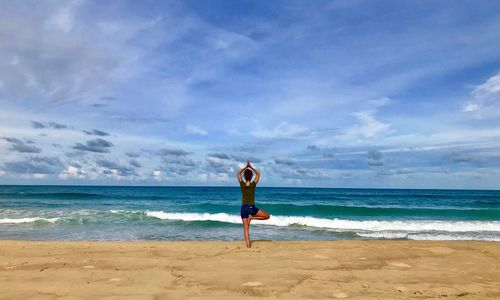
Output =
[{"x1": 240, "y1": 204, "x2": 259, "y2": 219}]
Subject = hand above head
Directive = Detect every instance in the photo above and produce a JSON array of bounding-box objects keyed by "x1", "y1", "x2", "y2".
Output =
[{"x1": 246, "y1": 161, "x2": 260, "y2": 184}]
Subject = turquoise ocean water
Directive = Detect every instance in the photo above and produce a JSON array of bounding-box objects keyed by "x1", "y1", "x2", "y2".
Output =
[{"x1": 0, "y1": 185, "x2": 499, "y2": 241}]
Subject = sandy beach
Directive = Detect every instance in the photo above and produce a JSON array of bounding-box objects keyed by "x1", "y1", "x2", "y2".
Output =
[{"x1": 0, "y1": 240, "x2": 498, "y2": 299}]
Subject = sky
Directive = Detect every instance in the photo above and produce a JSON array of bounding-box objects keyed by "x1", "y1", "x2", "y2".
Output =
[{"x1": 1, "y1": 0, "x2": 500, "y2": 189}]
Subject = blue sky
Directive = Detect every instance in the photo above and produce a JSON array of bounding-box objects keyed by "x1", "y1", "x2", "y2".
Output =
[{"x1": 1, "y1": 0, "x2": 500, "y2": 188}]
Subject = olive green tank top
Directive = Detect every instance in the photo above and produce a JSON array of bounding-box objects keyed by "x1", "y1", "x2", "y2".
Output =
[{"x1": 240, "y1": 180, "x2": 256, "y2": 205}]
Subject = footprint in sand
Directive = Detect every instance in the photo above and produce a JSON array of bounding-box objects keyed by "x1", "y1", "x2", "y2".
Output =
[
  {"x1": 332, "y1": 292, "x2": 349, "y2": 298},
  {"x1": 83, "y1": 265, "x2": 95, "y2": 269},
  {"x1": 430, "y1": 286, "x2": 464, "y2": 297},
  {"x1": 242, "y1": 282, "x2": 263, "y2": 287},
  {"x1": 109, "y1": 278, "x2": 121, "y2": 282},
  {"x1": 396, "y1": 286, "x2": 408, "y2": 292},
  {"x1": 387, "y1": 261, "x2": 411, "y2": 268}
]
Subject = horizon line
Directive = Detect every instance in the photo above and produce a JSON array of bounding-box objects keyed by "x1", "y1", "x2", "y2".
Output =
[{"x1": 0, "y1": 184, "x2": 498, "y2": 192}]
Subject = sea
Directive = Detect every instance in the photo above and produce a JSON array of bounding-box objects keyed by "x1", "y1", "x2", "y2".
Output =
[{"x1": 0, "y1": 185, "x2": 499, "y2": 241}]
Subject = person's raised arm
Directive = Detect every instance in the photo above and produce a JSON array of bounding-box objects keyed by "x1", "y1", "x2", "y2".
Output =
[
  {"x1": 236, "y1": 165, "x2": 245, "y2": 183},
  {"x1": 248, "y1": 163, "x2": 260, "y2": 184}
]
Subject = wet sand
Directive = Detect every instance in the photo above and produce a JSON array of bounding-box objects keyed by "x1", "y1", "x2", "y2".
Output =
[{"x1": 1, "y1": 240, "x2": 499, "y2": 299}]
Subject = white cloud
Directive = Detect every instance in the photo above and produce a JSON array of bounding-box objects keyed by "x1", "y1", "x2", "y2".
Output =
[
  {"x1": 367, "y1": 97, "x2": 392, "y2": 108},
  {"x1": 206, "y1": 156, "x2": 224, "y2": 166},
  {"x1": 44, "y1": 1, "x2": 82, "y2": 33},
  {"x1": 252, "y1": 121, "x2": 309, "y2": 139},
  {"x1": 214, "y1": 172, "x2": 229, "y2": 181},
  {"x1": 186, "y1": 125, "x2": 208, "y2": 136},
  {"x1": 198, "y1": 173, "x2": 208, "y2": 182},
  {"x1": 153, "y1": 170, "x2": 162, "y2": 181},
  {"x1": 59, "y1": 165, "x2": 86, "y2": 180},
  {"x1": 344, "y1": 111, "x2": 391, "y2": 140},
  {"x1": 462, "y1": 102, "x2": 480, "y2": 112},
  {"x1": 473, "y1": 73, "x2": 500, "y2": 95},
  {"x1": 274, "y1": 156, "x2": 295, "y2": 165},
  {"x1": 463, "y1": 72, "x2": 500, "y2": 118},
  {"x1": 0, "y1": 1, "x2": 179, "y2": 113},
  {"x1": 0, "y1": 2, "x2": 118, "y2": 104}
]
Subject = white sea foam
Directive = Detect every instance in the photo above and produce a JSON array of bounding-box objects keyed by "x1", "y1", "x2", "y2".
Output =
[
  {"x1": 357, "y1": 232, "x2": 409, "y2": 239},
  {"x1": 356, "y1": 232, "x2": 500, "y2": 241},
  {"x1": 146, "y1": 211, "x2": 242, "y2": 224},
  {"x1": 0, "y1": 217, "x2": 59, "y2": 224},
  {"x1": 145, "y1": 211, "x2": 500, "y2": 233},
  {"x1": 406, "y1": 233, "x2": 500, "y2": 241},
  {"x1": 110, "y1": 209, "x2": 142, "y2": 214}
]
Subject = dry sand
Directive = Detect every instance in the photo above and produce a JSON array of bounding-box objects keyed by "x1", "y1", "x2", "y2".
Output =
[{"x1": 0, "y1": 240, "x2": 499, "y2": 299}]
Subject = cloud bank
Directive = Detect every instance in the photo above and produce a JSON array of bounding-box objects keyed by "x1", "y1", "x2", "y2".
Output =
[{"x1": 1, "y1": 1, "x2": 500, "y2": 189}]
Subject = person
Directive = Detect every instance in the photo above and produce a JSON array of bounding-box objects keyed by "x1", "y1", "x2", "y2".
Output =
[{"x1": 237, "y1": 161, "x2": 270, "y2": 248}]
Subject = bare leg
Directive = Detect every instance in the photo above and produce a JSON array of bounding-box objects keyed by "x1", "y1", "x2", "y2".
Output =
[
  {"x1": 242, "y1": 218, "x2": 251, "y2": 248},
  {"x1": 249, "y1": 209, "x2": 270, "y2": 222}
]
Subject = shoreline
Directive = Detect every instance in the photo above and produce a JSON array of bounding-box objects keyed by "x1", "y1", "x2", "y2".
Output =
[{"x1": 1, "y1": 240, "x2": 499, "y2": 299}]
